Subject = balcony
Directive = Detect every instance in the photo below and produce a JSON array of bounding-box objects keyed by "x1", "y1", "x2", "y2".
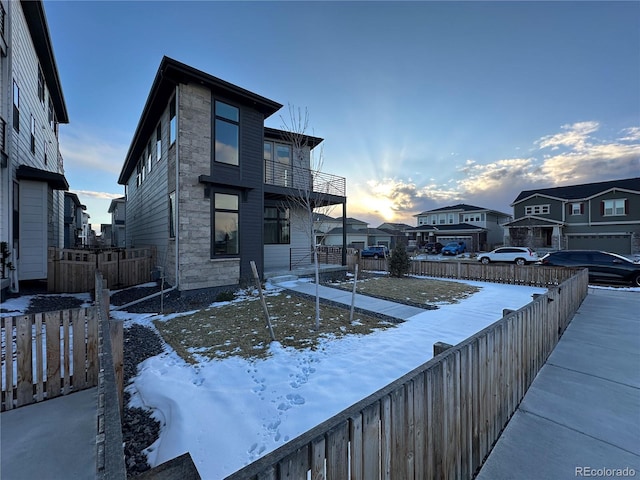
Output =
[{"x1": 264, "y1": 159, "x2": 346, "y2": 198}]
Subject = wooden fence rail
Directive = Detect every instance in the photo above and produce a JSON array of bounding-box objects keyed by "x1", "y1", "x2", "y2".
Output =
[
  {"x1": 47, "y1": 246, "x2": 155, "y2": 293},
  {"x1": 1, "y1": 306, "x2": 99, "y2": 411},
  {"x1": 225, "y1": 269, "x2": 589, "y2": 480},
  {"x1": 354, "y1": 257, "x2": 581, "y2": 287}
]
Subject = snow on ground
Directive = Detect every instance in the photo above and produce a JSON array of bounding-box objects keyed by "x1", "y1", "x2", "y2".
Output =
[{"x1": 122, "y1": 279, "x2": 549, "y2": 479}]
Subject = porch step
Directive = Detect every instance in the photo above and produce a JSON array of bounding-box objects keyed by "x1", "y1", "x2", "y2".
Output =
[{"x1": 267, "y1": 275, "x2": 299, "y2": 285}]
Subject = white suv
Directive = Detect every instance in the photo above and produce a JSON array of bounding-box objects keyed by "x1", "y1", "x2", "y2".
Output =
[{"x1": 478, "y1": 247, "x2": 538, "y2": 265}]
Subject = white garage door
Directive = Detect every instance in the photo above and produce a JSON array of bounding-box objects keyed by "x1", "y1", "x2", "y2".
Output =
[{"x1": 567, "y1": 234, "x2": 631, "y2": 254}]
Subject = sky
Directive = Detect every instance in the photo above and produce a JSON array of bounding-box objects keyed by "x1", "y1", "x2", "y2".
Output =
[{"x1": 43, "y1": 1, "x2": 640, "y2": 231}]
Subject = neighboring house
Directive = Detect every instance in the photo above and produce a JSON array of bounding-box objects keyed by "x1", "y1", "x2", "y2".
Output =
[
  {"x1": 99, "y1": 224, "x2": 112, "y2": 247},
  {"x1": 0, "y1": 1, "x2": 69, "y2": 295},
  {"x1": 63, "y1": 192, "x2": 85, "y2": 248},
  {"x1": 367, "y1": 227, "x2": 393, "y2": 249},
  {"x1": 377, "y1": 222, "x2": 413, "y2": 249},
  {"x1": 504, "y1": 177, "x2": 640, "y2": 255},
  {"x1": 79, "y1": 211, "x2": 91, "y2": 247},
  {"x1": 117, "y1": 57, "x2": 347, "y2": 292},
  {"x1": 408, "y1": 204, "x2": 512, "y2": 252},
  {"x1": 321, "y1": 217, "x2": 368, "y2": 249},
  {"x1": 108, "y1": 196, "x2": 126, "y2": 247}
]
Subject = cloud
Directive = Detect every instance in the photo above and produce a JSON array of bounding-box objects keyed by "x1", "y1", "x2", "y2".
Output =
[
  {"x1": 348, "y1": 120, "x2": 640, "y2": 226},
  {"x1": 71, "y1": 189, "x2": 123, "y2": 201},
  {"x1": 60, "y1": 127, "x2": 129, "y2": 175},
  {"x1": 535, "y1": 121, "x2": 600, "y2": 151}
]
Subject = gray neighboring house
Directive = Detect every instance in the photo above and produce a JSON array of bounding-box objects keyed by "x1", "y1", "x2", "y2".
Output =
[
  {"x1": 320, "y1": 217, "x2": 369, "y2": 249},
  {"x1": 63, "y1": 192, "x2": 85, "y2": 248},
  {"x1": 377, "y1": 222, "x2": 413, "y2": 249},
  {"x1": 107, "y1": 196, "x2": 125, "y2": 247},
  {"x1": 117, "y1": 57, "x2": 347, "y2": 292},
  {"x1": 0, "y1": 0, "x2": 69, "y2": 296},
  {"x1": 504, "y1": 177, "x2": 640, "y2": 254},
  {"x1": 407, "y1": 204, "x2": 511, "y2": 252}
]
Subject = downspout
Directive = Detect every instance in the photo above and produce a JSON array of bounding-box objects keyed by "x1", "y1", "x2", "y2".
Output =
[{"x1": 174, "y1": 86, "x2": 180, "y2": 290}]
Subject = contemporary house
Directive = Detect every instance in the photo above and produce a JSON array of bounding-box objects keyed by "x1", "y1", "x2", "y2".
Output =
[
  {"x1": 504, "y1": 177, "x2": 640, "y2": 254},
  {"x1": 107, "y1": 196, "x2": 125, "y2": 247},
  {"x1": 0, "y1": 0, "x2": 69, "y2": 295},
  {"x1": 118, "y1": 57, "x2": 347, "y2": 292},
  {"x1": 407, "y1": 204, "x2": 512, "y2": 252}
]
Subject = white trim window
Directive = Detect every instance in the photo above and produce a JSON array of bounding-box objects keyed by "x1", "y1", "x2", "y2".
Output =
[
  {"x1": 525, "y1": 204, "x2": 550, "y2": 215},
  {"x1": 602, "y1": 199, "x2": 626, "y2": 216},
  {"x1": 570, "y1": 203, "x2": 584, "y2": 215}
]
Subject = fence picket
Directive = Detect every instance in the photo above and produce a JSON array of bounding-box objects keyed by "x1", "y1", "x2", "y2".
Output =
[
  {"x1": 4, "y1": 317, "x2": 14, "y2": 410},
  {"x1": 45, "y1": 311, "x2": 61, "y2": 400},
  {"x1": 35, "y1": 313, "x2": 44, "y2": 401},
  {"x1": 16, "y1": 315, "x2": 32, "y2": 407}
]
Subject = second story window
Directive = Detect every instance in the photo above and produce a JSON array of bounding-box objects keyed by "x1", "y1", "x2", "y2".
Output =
[
  {"x1": 602, "y1": 199, "x2": 626, "y2": 216},
  {"x1": 169, "y1": 96, "x2": 176, "y2": 146},
  {"x1": 146, "y1": 141, "x2": 152, "y2": 173},
  {"x1": 214, "y1": 101, "x2": 239, "y2": 166},
  {"x1": 30, "y1": 116, "x2": 36, "y2": 154},
  {"x1": 12, "y1": 81, "x2": 19, "y2": 132},
  {"x1": 525, "y1": 204, "x2": 550, "y2": 215},
  {"x1": 570, "y1": 203, "x2": 584, "y2": 215},
  {"x1": 48, "y1": 97, "x2": 54, "y2": 129},
  {"x1": 38, "y1": 65, "x2": 45, "y2": 103},
  {"x1": 156, "y1": 123, "x2": 162, "y2": 162}
]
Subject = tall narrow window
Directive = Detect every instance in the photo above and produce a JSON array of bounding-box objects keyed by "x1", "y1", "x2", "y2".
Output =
[
  {"x1": 264, "y1": 207, "x2": 290, "y2": 244},
  {"x1": 37, "y1": 65, "x2": 45, "y2": 103},
  {"x1": 12, "y1": 81, "x2": 19, "y2": 132},
  {"x1": 147, "y1": 141, "x2": 152, "y2": 173},
  {"x1": 156, "y1": 123, "x2": 162, "y2": 161},
  {"x1": 214, "y1": 101, "x2": 239, "y2": 166},
  {"x1": 169, "y1": 96, "x2": 176, "y2": 145},
  {"x1": 44, "y1": 139, "x2": 47, "y2": 165},
  {"x1": 214, "y1": 193, "x2": 239, "y2": 255},
  {"x1": 264, "y1": 142, "x2": 273, "y2": 183},
  {"x1": 275, "y1": 144, "x2": 291, "y2": 186},
  {"x1": 48, "y1": 97, "x2": 54, "y2": 128},
  {"x1": 169, "y1": 191, "x2": 176, "y2": 238},
  {"x1": 30, "y1": 115, "x2": 36, "y2": 154}
]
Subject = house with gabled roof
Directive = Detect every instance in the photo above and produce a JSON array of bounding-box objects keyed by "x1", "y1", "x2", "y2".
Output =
[
  {"x1": 117, "y1": 57, "x2": 347, "y2": 292},
  {"x1": 407, "y1": 204, "x2": 511, "y2": 252},
  {"x1": 504, "y1": 177, "x2": 640, "y2": 254}
]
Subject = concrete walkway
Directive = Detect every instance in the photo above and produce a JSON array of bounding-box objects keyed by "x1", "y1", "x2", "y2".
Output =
[
  {"x1": 273, "y1": 278, "x2": 427, "y2": 320},
  {"x1": 476, "y1": 288, "x2": 640, "y2": 480},
  {"x1": 1, "y1": 387, "x2": 98, "y2": 480}
]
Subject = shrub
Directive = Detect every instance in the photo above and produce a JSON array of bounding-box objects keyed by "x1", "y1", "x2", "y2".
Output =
[
  {"x1": 216, "y1": 291, "x2": 235, "y2": 302},
  {"x1": 388, "y1": 243, "x2": 411, "y2": 277}
]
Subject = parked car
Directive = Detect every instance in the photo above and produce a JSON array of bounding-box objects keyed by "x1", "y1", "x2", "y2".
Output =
[
  {"x1": 539, "y1": 250, "x2": 640, "y2": 287},
  {"x1": 360, "y1": 245, "x2": 389, "y2": 259},
  {"x1": 441, "y1": 241, "x2": 466, "y2": 256},
  {"x1": 424, "y1": 242, "x2": 443, "y2": 254},
  {"x1": 478, "y1": 247, "x2": 538, "y2": 266}
]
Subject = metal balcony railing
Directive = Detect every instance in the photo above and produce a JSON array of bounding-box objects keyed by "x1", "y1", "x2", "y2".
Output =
[{"x1": 264, "y1": 159, "x2": 346, "y2": 197}]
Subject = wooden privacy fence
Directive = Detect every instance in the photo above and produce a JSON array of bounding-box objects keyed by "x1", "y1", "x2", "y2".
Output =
[
  {"x1": 47, "y1": 246, "x2": 155, "y2": 293},
  {"x1": 1, "y1": 306, "x2": 99, "y2": 411},
  {"x1": 355, "y1": 257, "x2": 581, "y2": 287},
  {"x1": 225, "y1": 269, "x2": 589, "y2": 480}
]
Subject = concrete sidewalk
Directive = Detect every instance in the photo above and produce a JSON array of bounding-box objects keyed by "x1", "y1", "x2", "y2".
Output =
[
  {"x1": 476, "y1": 288, "x2": 640, "y2": 480},
  {"x1": 274, "y1": 278, "x2": 427, "y2": 320},
  {"x1": 1, "y1": 387, "x2": 97, "y2": 480}
]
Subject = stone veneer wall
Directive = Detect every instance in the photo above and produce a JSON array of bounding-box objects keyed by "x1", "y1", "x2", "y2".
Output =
[{"x1": 175, "y1": 83, "x2": 241, "y2": 291}]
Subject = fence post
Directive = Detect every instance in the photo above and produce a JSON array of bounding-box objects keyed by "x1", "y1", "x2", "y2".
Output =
[{"x1": 104, "y1": 286, "x2": 124, "y2": 414}]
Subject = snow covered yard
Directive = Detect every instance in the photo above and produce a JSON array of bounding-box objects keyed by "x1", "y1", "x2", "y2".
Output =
[{"x1": 115, "y1": 278, "x2": 549, "y2": 479}]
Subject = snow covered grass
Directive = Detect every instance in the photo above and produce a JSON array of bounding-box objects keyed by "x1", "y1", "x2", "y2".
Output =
[{"x1": 120, "y1": 278, "x2": 552, "y2": 479}]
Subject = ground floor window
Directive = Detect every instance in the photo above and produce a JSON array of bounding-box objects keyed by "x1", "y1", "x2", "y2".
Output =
[
  {"x1": 264, "y1": 206, "x2": 290, "y2": 244},
  {"x1": 214, "y1": 193, "x2": 239, "y2": 255}
]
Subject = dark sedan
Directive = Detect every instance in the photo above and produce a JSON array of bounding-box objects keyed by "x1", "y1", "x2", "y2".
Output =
[{"x1": 539, "y1": 250, "x2": 640, "y2": 287}]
